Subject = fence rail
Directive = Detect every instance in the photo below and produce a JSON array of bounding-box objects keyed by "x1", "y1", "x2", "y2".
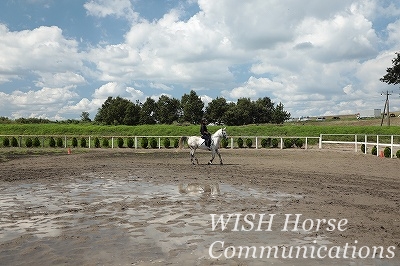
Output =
[
  {"x1": 1, "y1": 134, "x2": 399, "y2": 158},
  {"x1": 319, "y1": 134, "x2": 400, "y2": 158},
  {"x1": 0, "y1": 135, "x2": 320, "y2": 150}
]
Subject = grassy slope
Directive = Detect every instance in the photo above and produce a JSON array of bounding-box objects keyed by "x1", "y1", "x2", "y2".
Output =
[{"x1": 0, "y1": 116, "x2": 400, "y2": 137}]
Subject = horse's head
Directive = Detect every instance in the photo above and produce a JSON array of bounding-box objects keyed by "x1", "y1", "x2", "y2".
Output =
[{"x1": 216, "y1": 127, "x2": 228, "y2": 139}]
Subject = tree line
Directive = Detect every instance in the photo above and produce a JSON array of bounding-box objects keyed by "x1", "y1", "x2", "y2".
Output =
[
  {"x1": 94, "y1": 90, "x2": 290, "y2": 126},
  {"x1": 0, "y1": 90, "x2": 290, "y2": 125}
]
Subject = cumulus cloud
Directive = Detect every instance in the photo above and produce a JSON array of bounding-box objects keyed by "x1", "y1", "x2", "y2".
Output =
[
  {"x1": 84, "y1": 0, "x2": 138, "y2": 21},
  {"x1": 35, "y1": 71, "x2": 86, "y2": 88},
  {"x1": 222, "y1": 76, "x2": 285, "y2": 100},
  {"x1": 0, "y1": 86, "x2": 79, "y2": 119},
  {"x1": 0, "y1": 25, "x2": 82, "y2": 83},
  {"x1": 1, "y1": 0, "x2": 400, "y2": 119},
  {"x1": 294, "y1": 11, "x2": 378, "y2": 62},
  {"x1": 92, "y1": 82, "x2": 125, "y2": 99},
  {"x1": 126, "y1": 86, "x2": 144, "y2": 99},
  {"x1": 386, "y1": 19, "x2": 400, "y2": 45}
]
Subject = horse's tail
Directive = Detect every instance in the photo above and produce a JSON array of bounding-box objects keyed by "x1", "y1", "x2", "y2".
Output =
[{"x1": 179, "y1": 136, "x2": 187, "y2": 149}]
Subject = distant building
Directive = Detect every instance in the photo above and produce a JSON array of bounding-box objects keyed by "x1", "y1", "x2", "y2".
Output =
[
  {"x1": 356, "y1": 109, "x2": 381, "y2": 119},
  {"x1": 298, "y1": 116, "x2": 310, "y2": 121}
]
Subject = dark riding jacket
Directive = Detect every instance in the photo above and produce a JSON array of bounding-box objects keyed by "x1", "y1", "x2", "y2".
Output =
[
  {"x1": 200, "y1": 123, "x2": 211, "y2": 147},
  {"x1": 200, "y1": 123, "x2": 209, "y2": 136}
]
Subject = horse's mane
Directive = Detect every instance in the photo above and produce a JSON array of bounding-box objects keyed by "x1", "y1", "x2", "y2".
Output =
[{"x1": 212, "y1": 127, "x2": 225, "y2": 137}]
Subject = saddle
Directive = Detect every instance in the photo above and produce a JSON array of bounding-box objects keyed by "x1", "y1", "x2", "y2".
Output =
[{"x1": 202, "y1": 139, "x2": 212, "y2": 147}]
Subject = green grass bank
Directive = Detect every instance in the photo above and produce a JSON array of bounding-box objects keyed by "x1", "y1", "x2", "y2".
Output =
[{"x1": 1, "y1": 123, "x2": 400, "y2": 137}]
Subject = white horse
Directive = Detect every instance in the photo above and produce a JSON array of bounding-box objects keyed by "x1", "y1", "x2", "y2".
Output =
[{"x1": 179, "y1": 127, "x2": 227, "y2": 165}]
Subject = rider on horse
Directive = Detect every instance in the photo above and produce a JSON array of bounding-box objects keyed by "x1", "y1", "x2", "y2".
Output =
[{"x1": 200, "y1": 118, "x2": 211, "y2": 150}]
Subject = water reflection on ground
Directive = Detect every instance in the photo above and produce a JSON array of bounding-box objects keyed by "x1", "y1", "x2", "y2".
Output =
[{"x1": 1, "y1": 174, "x2": 387, "y2": 265}]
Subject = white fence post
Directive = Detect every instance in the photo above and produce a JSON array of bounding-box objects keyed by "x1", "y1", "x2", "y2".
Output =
[
  {"x1": 391, "y1": 135, "x2": 394, "y2": 158},
  {"x1": 256, "y1": 137, "x2": 258, "y2": 149},
  {"x1": 231, "y1": 137, "x2": 234, "y2": 149},
  {"x1": 354, "y1": 135, "x2": 357, "y2": 152},
  {"x1": 364, "y1": 135, "x2": 367, "y2": 154},
  {"x1": 319, "y1": 134, "x2": 322, "y2": 149},
  {"x1": 376, "y1": 135, "x2": 379, "y2": 157},
  {"x1": 89, "y1": 136, "x2": 91, "y2": 148}
]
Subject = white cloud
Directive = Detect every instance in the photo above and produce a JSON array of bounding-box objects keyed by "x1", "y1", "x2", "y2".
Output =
[
  {"x1": 84, "y1": 0, "x2": 138, "y2": 21},
  {"x1": 1, "y1": 0, "x2": 400, "y2": 119},
  {"x1": 126, "y1": 86, "x2": 144, "y2": 99},
  {"x1": 343, "y1": 84, "x2": 354, "y2": 95},
  {"x1": 58, "y1": 98, "x2": 99, "y2": 119},
  {"x1": 87, "y1": 6, "x2": 239, "y2": 86},
  {"x1": 10, "y1": 87, "x2": 78, "y2": 105},
  {"x1": 0, "y1": 86, "x2": 78, "y2": 119},
  {"x1": 386, "y1": 19, "x2": 400, "y2": 45},
  {"x1": 92, "y1": 82, "x2": 124, "y2": 99},
  {"x1": 294, "y1": 12, "x2": 378, "y2": 62},
  {"x1": 200, "y1": 94, "x2": 213, "y2": 107},
  {"x1": 150, "y1": 82, "x2": 173, "y2": 91},
  {"x1": 35, "y1": 71, "x2": 86, "y2": 87},
  {"x1": 0, "y1": 24, "x2": 84, "y2": 89},
  {"x1": 222, "y1": 76, "x2": 285, "y2": 100}
]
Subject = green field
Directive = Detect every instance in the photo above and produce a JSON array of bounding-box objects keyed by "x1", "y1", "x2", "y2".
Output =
[{"x1": 0, "y1": 117, "x2": 400, "y2": 137}]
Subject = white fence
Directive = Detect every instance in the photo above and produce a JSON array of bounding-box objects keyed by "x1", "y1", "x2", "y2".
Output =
[
  {"x1": 1, "y1": 134, "x2": 399, "y2": 158},
  {"x1": 0, "y1": 135, "x2": 319, "y2": 149},
  {"x1": 319, "y1": 134, "x2": 400, "y2": 158}
]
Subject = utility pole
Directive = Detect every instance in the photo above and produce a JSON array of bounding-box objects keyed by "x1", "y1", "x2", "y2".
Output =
[{"x1": 380, "y1": 90, "x2": 392, "y2": 126}]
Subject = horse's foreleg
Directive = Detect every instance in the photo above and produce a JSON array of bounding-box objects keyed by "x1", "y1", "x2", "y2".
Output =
[
  {"x1": 216, "y1": 149, "x2": 223, "y2": 165},
  {"x1": 208, "y1": 150, "x2": 216, "y2": 165}
]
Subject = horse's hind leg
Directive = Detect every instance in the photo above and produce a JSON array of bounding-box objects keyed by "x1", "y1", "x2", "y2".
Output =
[
  {"x1": 190, "y1": 148, "x2": 199, "y2": 165},
  {"x1": 190, "y1": 149, "x2": 195, "y2": 164}
]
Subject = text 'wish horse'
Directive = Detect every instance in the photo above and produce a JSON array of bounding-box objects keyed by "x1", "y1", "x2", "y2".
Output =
[{"x1": 179, "y1": 128, "x2": 227, "y2": 165}]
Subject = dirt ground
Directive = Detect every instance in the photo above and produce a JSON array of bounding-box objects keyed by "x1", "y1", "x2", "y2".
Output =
[{"x1": 0, "y1": 147, "x2": 399, "y2": 266}]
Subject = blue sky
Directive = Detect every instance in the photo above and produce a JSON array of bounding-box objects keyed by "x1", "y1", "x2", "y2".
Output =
[{"x1": 0, "y1": 0, "x2": 399, "y2": 120}]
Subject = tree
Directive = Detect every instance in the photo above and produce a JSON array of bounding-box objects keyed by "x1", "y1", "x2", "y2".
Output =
[
  {"x1": 181, "y1": 90, "x2": 204, "y2": 124},
  {"x1": 155, "y1": 95, "x2": 181, "y2": 124},
  {"x1": 80, "y1": 111, "x2": 91, "y2": 122},
  {"x1": 254, "y1": 97, "x2": 274, "y2": 124},
  {"x1": 205, "y1": 97, "x2": 229, "y2": 125},
  {"x1": 94, "y1": 96, "x2": 135, "y2": 125},
  {"x1": 123, "y1": 102, "x2": 141, "y2": 125},
  {"x1": 235, "y1": 98, "x2": 255, "y2": 125},
  {"x1": 380, "y1": 52, "x2": 400, "y2": 86},
  {"x1": 222, "y1": 102, "x2": 240, "y2": 126},
  {"x1": 272, "y1": 102, "x2": 291, "y2": 124},
  {"x1": 139, "y1": 97, "x2": 157, "y2": 125}
]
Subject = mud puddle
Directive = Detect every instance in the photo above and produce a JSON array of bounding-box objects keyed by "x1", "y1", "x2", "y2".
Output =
[{"x1": 0, "y1": 174, "x2": 367, "y2": 265}]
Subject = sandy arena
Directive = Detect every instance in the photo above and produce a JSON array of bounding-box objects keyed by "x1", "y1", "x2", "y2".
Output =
[{"x1": 0, "y1": 148, "x2": 399, "y2": 266}]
